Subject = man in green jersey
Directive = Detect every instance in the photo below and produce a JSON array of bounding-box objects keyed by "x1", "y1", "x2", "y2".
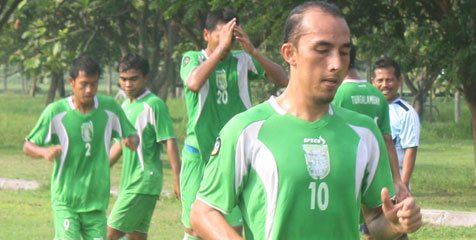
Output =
[
  {"x1": 179, "y1": 7, "x2": 288, "y2": 239},
  {"x1": 107, "y1": 53, "x2": 181, "y2": 240},
  {"x1": 333, "y1": 45, "x2": 410, "y2": 201},
  {"x1": 190, "y1": 2, "x2": 422, "y2": 239},
  {"x1": 23, "y1": 55, "x2": 138, "y2": 240}
]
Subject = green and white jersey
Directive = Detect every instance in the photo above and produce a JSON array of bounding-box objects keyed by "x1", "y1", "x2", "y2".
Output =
[
  {"x1": 333, "y1": 79, "x2": 391, "y2": 134},
  {"x1": 119, "y1": 90, "x2": 176, "y2": 195},
  {"x1": 180, "y1": 49, "x2": 265, "y2": 161},
  {"x1": 26, "y1": 95, "x2": 136, "y2": 212},
  {"x1": 198, "y1": 97, "x2": 394, "y2": 240}
]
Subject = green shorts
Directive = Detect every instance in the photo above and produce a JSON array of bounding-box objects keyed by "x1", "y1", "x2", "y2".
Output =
[
  {"x1": 180, "y1": 146, "x2": 242, "y2": 228},
  {"x1": 53, "y1": 207, "x2": 106, "y2": 240},
  {"x1": 107, "y1": 193, "x2": 158, "y2": 233}
]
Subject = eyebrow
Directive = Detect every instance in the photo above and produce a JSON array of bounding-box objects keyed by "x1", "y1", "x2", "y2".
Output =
[{"x1": 313, "y1": 40, "x2": 352, "y2": 49}]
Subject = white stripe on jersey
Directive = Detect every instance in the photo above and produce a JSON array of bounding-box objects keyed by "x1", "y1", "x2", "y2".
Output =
[
  {"x1": 105, "y1": 110, "x2": 123, "y2": 160},
  {"x1": 195, "y1": 50, "x2": 211, "y2": 124},
  {"x1": 234, "y1": 120, "x2": 278, "y2": 240},
  {"x1": 134, "y1": 102, "x2": 157, "y2": 171},
  {"x1": 51, "y1": 112, "x2": 68, "y2": 182},
  {"x1": 348, "y1": 124, "x2": 381, "y2": 200},
  {"x1": 234, "y1": 52, "x2": 254, "y2": 109}
]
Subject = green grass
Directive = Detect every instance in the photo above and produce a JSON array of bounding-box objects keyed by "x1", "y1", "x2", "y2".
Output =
[{"x1": 1, "y1": 93, "x2": 476, "y2": 239}]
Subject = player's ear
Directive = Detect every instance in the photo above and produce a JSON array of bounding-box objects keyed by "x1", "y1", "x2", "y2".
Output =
[
  {"x1": 69, "y1": 77, "x2": 75, "y2": 87},
  {"x1": 203, "y1": 28, "x2": 209, "y2": 42},
  {"x1": 144, "y1": 74, "x2": 149, "y2": 82},
  {"x1": 281, "y1": 42, "x2": 297, "y2": 66}
]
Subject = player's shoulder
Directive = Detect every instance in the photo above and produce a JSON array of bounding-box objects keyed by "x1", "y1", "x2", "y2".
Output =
[
  {"x1": 142, "y1": 91, "x2": 166, "y2": 107},
  {"x1": 221, "y1": 100, "x2": 276, "y2": 136},
  {"x1": 44, "y1": 97, "x2": 70, "y2": 114},
  {"x1": 182, "y1": 50, "x2": 203, "y2": 59},
  {"x1": 96, "y1": 95, "x2": 121, "y2": 110},
  {"x1": 332, "y1": 104, "x2": 376, "y2": 127},
  {"x1": 391, "y1": 98, "x2": 416, "y2": 113}
]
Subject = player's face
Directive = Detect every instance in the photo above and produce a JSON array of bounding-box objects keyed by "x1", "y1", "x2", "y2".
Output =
[
  {"x1": 204, "y1": 21, "x2": 235, "y2": 59},
  {"x1": 372, "y1": 67, "x2": 401, "y2": 102},
  {"x1": 288, "y1": 9, "x2": 351, "y2": 104},
  {"x1": 69, "y1": 70, "x2": 99, "y2": 106},
  {"x1": 119, "y1": 68, "x2": 148, "y2": 99}
]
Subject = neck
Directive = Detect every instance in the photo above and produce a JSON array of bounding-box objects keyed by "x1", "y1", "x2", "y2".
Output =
[
  {"x1": 276, "y1": 80, "x2": 329, "y2": 122},
  {"x1": 344, "y1": 68, "x2": 359, "y2": 80},
  {"x1": 73, "y1": 96, "x2": 94, "y2": 114},
  {"x1": 129, "y1": 89, "x2": 147, "y2": 102}
]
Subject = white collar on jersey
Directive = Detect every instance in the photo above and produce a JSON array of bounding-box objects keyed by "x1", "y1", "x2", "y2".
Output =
[
  {"x1": 342, "y1": 78, "x2": 368, "y2": 83},
  {"x1": 201, "y1": 49, "x2": 209, "y2": 59},
  {"x1": 68, "y1": 95, "x2": 98, "y2": 110},
  {"x1": 268, "y1": 96, "x2": 334, "y2": 116},
  {"x1": 136, "y1": 90, "x2": 151, "y2": 100}
]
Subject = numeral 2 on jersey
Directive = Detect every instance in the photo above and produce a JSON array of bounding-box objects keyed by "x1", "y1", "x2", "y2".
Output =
[
  {"x1": 85, "y1": 142, "x2": 91, "y2": 156},
  {"x1": 309, "y1": 182, "x2": 329, "y2": 210}
]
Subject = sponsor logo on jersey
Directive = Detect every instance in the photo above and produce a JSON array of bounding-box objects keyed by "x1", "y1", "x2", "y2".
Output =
[
  {"x1": 211, "y1": 137, "x2": 221, "y2": 156},
  {"x1": 302, "y1": 136, "x2": 330, "y2": 180},
  {"x1": 216, "y1": 69, "x2": 227, "y2": 91},
  {"x1": 81, "y1": 121, "x2": 94, "y2": 143},
  {"x1": 182, "y1": 56, "x2": 190, "y2": 66}
]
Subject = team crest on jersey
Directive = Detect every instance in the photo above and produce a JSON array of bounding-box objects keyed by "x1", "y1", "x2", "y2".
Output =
[
  {"x1": 216, "y1": 69, "x2": 227, "y2": 91},
  {"x1": 81, "y1": 121, "x2": 94, "y2": 143},
  {"x1": 211, "y1": 137, "x2": 221, "y2": 156},
  {"x1": 183, "y1": 56, "x2": 190, "y2": 67},
  {"x1": 302, "y1": 138, "x2": 330, "y2": 180}
]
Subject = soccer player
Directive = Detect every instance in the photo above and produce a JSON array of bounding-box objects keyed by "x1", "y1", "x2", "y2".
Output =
[
  {"x1": 333, "y1": 45, "x2": 410, "y2": 200},
  {"x1": 107, "y1": 53, "x2": 181, "y2": 240},
  {"x1": 190, "y1": 2, "x2": 422, "y2": 239},
  {"x1": 372, "y1": 58, "x2": 420, "y2": 191},
  {"x1": 179, "y1": 7, "x2": 288, "y2": 239},
  {"x1": 23, "y1": 55, "x2": 138, "y2": 240}
]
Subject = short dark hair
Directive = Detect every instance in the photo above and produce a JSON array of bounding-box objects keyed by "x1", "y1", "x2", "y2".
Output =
[
  {"x1": 205, "y1": 8, "x2": 239, "y2": 31},
  {"x1": 118, "y1": 53, "x2": 149, "y2": 76},
  {"x1": 283, "y1": 1, "x2": 344, "y2": 45},
  {"x1": 349, "y1": 44, "x2": 357, "y2": 69},
  {"x1": 69, "y1": 55, "x2": 101, "y2": 79},
  {"x1": 374, "y1": 57, "x2": 401, "y2": 78}
]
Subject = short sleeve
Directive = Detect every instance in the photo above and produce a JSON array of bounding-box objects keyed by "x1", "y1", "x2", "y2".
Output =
[
  {"x1": 361, "y1": 123, "x2": 395, "y2": 207},
  {"x1": 155, "y1": 99, "x2": 176, "y2": 142},
  {"x1": 26, "y1": 104, "x2": 55, "y2": 146},
  {"x1": 400, "y1": 110, "x2": 420, "y2": 149},
  {"x1": 180, "y1": 52, "x2": 200, "y2": 86},
  {"x1": 197, "y1": 122, "x2": 246, "y2": 214}
]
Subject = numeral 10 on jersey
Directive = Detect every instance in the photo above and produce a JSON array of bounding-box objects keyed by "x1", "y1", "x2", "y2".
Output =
[{"x1": 309, "y1": 182, "x2": 329, "y2": 210}]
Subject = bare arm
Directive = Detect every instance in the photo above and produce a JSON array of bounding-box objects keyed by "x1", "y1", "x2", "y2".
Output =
[
  {"x1": 383, "y1": 134, "x2": 410, "y2": 201},
  {"x1": 109, "y1": 141, "x2": 123, "y2": 167},
  {"x1": 401, "y1": 147, "x2": 418, "y2": 187},
  {"x1": 234, "y1": 26, "x2": 288, "y2": 87},
  {"x1": 363, "y1": 188, "x2": 422, "y2": 240},
  {"x1": 23, "y1": 140, "x2": 61, "y2": 162},
  {"x1": 165, "y1": 138, "x2": 181, "y2": 200},
  {"x1": 190, "y1": 199, "x2": 243, "y2": 240},
  {"x1": 186, "y1": 19, "x2": 237, "y2": 92}
]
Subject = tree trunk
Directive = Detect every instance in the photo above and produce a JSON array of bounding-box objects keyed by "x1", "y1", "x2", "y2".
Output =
[
  {"x1": 56, "y1": 70, "x2": 65, "y2": 98},
  {"x1": 46, "y1": 70, "x2": 60, "y2": 105},
  {"x1": 107, "y1": 66, "x2": 112, "y2": 95},
  {"x1": 455, "y1": 90, "x2": 461, "y2": 122},
  {"x1": 30, "y1": 75, "x2": 38, "y2": 97},
  {"x1": 21, "y1": 67, "x2": 27, "y2": 95},
  {"x1": 461, "y1": 84, "x2": 476, "y2": 187},
  {"x1": 3, "y1": 62, "x2": 8, "y2": 92}
]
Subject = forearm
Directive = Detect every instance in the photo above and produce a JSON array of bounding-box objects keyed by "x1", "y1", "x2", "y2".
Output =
[
  {"x1": 165, "y1": 138, "x2": 181, "y2": 181},
  {"x1": 186, "y1": 48, "x2": 224, "y2": 92},
  {"x1": 401, "y1": 147, "x2": 418, "y2": 186},
  {"x1": 109, "y1": 141, "x2": 123, "y2": 167},
  {"x1": 250, "y1": 49, "x2": 288, "y2": 87},
  {"x1": 190, "y1": 200, "x2": 243, "y2": 240},
  {"x1": 23, "y1": 140, "x2": 47, "y2": 158}
]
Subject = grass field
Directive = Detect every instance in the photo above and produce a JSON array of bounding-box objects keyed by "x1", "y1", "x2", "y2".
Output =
[{"x1": 1, "y1": 92, "x2": 476, "y2": 239}]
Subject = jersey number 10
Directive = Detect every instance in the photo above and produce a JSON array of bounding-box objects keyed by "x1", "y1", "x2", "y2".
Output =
[{"x1": 309, "y1": 181, "x2": 329, "y2": 210}]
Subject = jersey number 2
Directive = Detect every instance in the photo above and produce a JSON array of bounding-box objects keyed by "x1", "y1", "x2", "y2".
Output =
[
  {"x1": 85, "y1": 143, "x2": 91, "y2": 156},
  {"x1": 309, "y1": 182, "x2": 329, "y2": 210}
]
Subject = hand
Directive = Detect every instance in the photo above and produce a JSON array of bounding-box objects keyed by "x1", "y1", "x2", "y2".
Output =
[
  {"x1": 381, "y1": 187, "x2": 422, "y2": 234},
  {"x1": 44, "y1": 145, "x2": 62, "y2": 162},
  {"x1": 394, "y1": 180, "x2": 411, "y2": 202},
  {"x1": 216, "y1": 18, "x2": 237, "y2": 57},
  {"x1": 234, "y1": 25, "x2": 256, "y2": 55},
  {"x1": 173, "y1": 179, "x2": 181, "y2": 201},
  {"x1": 122, "y1": 134, "x2": 139, "y2": 151}
]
